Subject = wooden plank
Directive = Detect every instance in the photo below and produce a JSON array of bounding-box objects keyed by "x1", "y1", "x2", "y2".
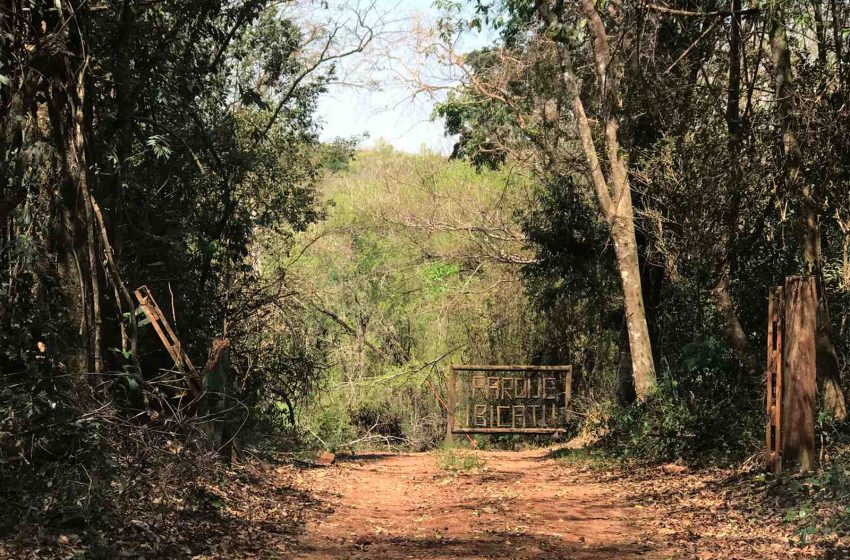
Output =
[
  {"x1": 134, "y1": 285, "x2": 203, "y2": 396},
  {"x1": 452, "y1": 428, "x2": 566, "y2": 434},
  {"x1": 451, "y1": 364, "x2": 573, "y2": 372},
  {"x1": 766, "y1": 287, "x2": 779, "y2": 474},
  {"x1": 445, "y1": 365, "x2": 456, "y2": 444},
  {"x1": 141, "y1": 300, "x2": 180, "y2": 364},
  {"x1": 781, "y1": 276, "x2": 817, "y2": 472}
]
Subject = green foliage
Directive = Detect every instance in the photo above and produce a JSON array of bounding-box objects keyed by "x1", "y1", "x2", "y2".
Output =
[
  {"x1": 598, "y1": 339, "x2": 762, "y2": 465},
  {"x1": 425, "y1": 262, "x2": 460, "y2": 293},
  {"x1": 552, "y1": 447, "x2": 610, "y2": 471},
  {"x1": 319, "y1": 137, "x2": 361, "y2": 172},
  {"x1": 437, "y1": 444, "x2": 486, "y2": 472},
  {"x1": 0, "y1": 0, "x2": 342, "y2": 542},
  {"x1": 286, "y1": 149, "x2": 541, "y2": 448},
  {"x1": 305, "y1": 396, "x2": 357, "y2": 452}
]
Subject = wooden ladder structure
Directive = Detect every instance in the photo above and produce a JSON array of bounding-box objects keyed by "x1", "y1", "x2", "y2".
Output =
[{"x1": 134, "y1": 285, "x2": 203, "y2": 397}]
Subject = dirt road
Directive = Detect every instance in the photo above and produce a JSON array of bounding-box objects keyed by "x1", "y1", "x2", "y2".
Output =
[{"x1": 294, "y1": 448, "x2": 667, "y2": 560}]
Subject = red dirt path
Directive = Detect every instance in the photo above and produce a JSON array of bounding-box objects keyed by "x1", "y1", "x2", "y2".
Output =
[{"x1": 293, "y1": 448, "x2": 668, "y2": 559}]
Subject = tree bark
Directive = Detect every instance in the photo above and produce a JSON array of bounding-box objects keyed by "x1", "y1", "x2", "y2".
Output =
[
  {"x1": 769, "y1": 3, "x2": 847, "y2": 420},
  {"x1": 50, "y1": 50, "x2": 102, "y2": 374},
  {"x1": 538, "y1": 0, "x2": 658, "y2": 401},
  {"x1": 714, "y1": 273, "x2": 760, "y2": 375},
  {"x1": 714, "y1": 0, "x2": 760, "y2": 376},
  {"x1": 204, "y1": 337, "x2": 232, "y2": 457},
  {"x1": 610, "y1": 215, "x2": 658, "y2": 400}
]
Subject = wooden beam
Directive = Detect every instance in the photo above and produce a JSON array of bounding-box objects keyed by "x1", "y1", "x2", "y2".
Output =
[
  {"x1": 452, "y1": 428, "x2": 566, "y2": 434},
  {"x1": 451, "y1": 364, "x2": 573, "y2": 372},
  {"x1": 445, "y1": 365, "x2": 456, "y2": 444}
]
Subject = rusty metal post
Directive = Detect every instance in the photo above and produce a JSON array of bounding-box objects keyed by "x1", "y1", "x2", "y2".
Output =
[
  {"x1": 781, "y1": 276, "x2": 818, "y2": 472},
  {"x1": 766, "y1": 286, "x2": 784, "y2": 475},
  {"x1": 445, "y1": 365, "x2": 456, "y2": 444}
]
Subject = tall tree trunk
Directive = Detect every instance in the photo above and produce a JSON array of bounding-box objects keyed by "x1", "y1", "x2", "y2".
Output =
[
  {"x1": 610, "y1": 208, "x2": 658, "y2": 400},
  {"x1": 51, "y1": 61, "x2": 102, "y2": 374},
  {"x1": 715, "y1": 0, "x2": 760, "y2": 376},
  {"x1": 46, "y1": 1, "x2": 105, "y2": 375},
  {"x1": 769, "y1": 3, "x2": 847, "y2": 420},
  {"x1": 102, "y1": 0, "x2": 141, "y2": 366},
  {"x1": 538, "y1": 0, "x2": 658, "y2": 401}
]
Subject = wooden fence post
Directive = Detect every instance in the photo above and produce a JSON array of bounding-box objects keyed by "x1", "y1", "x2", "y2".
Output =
[
  {"x1": 445, "y1": 365, "x2": 456, "y2": 444},
  {"x1": 204, "y1": 337, "x2": 232, "y2": 458},
  {"x1": 781, "y1": 276, "x2": 818, "y2": 472}
]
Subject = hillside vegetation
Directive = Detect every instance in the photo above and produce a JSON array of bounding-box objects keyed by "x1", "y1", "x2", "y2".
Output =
[{"x1": 280, "y1": 145, "x2": 543, "y2": 449}]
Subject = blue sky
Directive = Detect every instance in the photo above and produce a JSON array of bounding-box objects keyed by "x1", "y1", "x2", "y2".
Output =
[{"x1": 314, "y1": 0, "x2": 491, "y2": 154}]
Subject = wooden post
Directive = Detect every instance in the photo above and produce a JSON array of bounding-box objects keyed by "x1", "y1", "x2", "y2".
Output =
[
  {"x1": 445, "y1": 365, "x2": 456, "y2": 444},
  {"x1": 766, "y1": 286, "x2": 784, "y2": 475},
  {"x1": 781, "y1": 276, "x2": 818, "y2": 472},
  {"x1": 564, "y1": 366, "x2": 573, "y2": 422},
  {"x1": 204, "y1": 338, "x2": 231, "y2": 456}
]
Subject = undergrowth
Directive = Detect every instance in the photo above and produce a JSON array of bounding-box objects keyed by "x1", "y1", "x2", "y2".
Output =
[
  {"x1": 593, "y1": 339, "x2": 763, "y2": 465},
  {"x1": 436, "y1": 443, "x2": 486, "y2": 472}
]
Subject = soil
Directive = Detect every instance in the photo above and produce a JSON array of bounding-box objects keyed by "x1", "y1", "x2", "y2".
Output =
[
  {"x1": 7, "y1": 446, "x2": 842, "y2": 559},
  {"x1": 294, "y1": 448, "x2": 667, "y2": 559}
]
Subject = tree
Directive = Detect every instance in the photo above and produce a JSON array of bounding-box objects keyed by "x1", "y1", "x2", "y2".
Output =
[
  {"x1": 428, "y1": 1, "x2": 658, "y2": 400},
  {"x1": 767, "y1": 0, "x2": 847, "y2": 420}
]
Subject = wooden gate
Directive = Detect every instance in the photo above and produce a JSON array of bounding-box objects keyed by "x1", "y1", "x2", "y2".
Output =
[
  {"x1": 445, "y1": 365, "x2": 573, "y2": 442},
  {"x1": 766, "y1": 276, "x2": 818, "y2": 474}
]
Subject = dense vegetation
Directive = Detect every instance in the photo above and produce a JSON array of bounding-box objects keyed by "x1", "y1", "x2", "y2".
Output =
[
  {"x1": 4, "y1": 0, "x2": 850, "y2": 557},
  {"x1": 0, "y1": 0, "x2": 366, "y2": 550},
  {"x1": 287, "y1": 145, "x2": 539, "y2": 449},
  {"x1": 432, "y1": 0, "x2": 850, "y2": 460}
]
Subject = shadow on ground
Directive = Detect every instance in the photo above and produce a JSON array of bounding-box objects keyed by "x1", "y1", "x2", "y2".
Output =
[{"x1": 295, "y1": 531, "x2": 652, "y2": 559}]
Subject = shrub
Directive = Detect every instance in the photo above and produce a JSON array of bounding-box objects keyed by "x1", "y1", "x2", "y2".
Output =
[
  {"x1": 350, "y1": 403, "x2": 404, "y2": 440},
  {"x1": 436, "y1": 444, "x2": 485, "y2": 472},
  {"x1": 597, "y1": 338, "x2": 762, "y2": 465}
]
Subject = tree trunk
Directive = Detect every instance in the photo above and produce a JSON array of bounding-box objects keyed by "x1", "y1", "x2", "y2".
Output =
[
  {"x1": 769, "y1": 3, "x2": 847, "y2": 420},
  {"x1": 50, "y1": 54, "x2": 102, "y2": 374},
  {"x1": 204, "y1": 338, "x2": 232, "y2": 457},
  {"x1": 538, "y1": 0, "x2": 658, "y2": 401},
  {"x1": 714, "y1": 0, "x2": 760, "y2": 376},
  {"x1": 816, "y1": 285, "x2": 847, "y2": 420},
  {"x1": 714, "y1": 272, "x2": 760, "y2": 376},
  {"x1": 610, "y1": 191, "x2": 658, "y2": 401}
]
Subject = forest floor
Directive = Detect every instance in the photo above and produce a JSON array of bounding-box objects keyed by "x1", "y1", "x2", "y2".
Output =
[
  {"x1": 291, "y1": 448, "x2": 832, "y2": 560},
  {"x1": 4, "y1": 446, "x2": 847, "y2": 559}
]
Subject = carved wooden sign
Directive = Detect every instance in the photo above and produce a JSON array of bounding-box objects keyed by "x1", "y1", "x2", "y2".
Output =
[{"x1": 445, "y1": 365, "x2": 573, "y2": 440}]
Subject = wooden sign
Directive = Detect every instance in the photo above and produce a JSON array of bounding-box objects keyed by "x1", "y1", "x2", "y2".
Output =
[{"x1": 445, "y1": 365, "x2": 573, "y2": 441}]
